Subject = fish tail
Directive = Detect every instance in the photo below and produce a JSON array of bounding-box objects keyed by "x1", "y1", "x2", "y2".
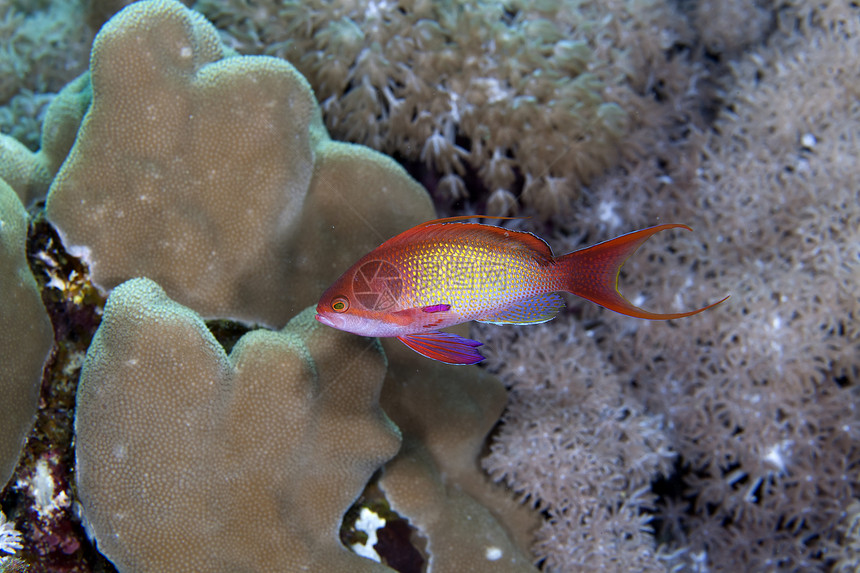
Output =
[{"x1": 556, "y1": 224, "x2": 729, "y2": 319}]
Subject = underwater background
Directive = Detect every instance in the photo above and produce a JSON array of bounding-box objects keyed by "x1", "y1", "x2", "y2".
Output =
[{"x1": 0, "y1": 0, "x2": 857, "y2": 571}]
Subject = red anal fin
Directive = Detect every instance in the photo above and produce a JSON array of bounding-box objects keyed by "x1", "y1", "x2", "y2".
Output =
[
  {"x1": 397, "y1": 332, "x2": 485, "y2": 365},
  {"x1": 558, "y1": 224, "x2": 730, "y2": 319}
]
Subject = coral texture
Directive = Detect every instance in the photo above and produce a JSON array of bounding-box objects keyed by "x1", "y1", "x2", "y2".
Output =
[
  {"x1": 2, "y1": 0, "x2": 857, "y2": 571},
  {"x1": 74, "y1": 276, "x2": 537, "y2": 573},
  {"x1": 380, "y1": 338, "x2": 540, "y2": 571},
  {"x1": 0, "y1": 179, "x2": 53, "y2": 489},
  {"x1": 0, "y1": 0, "x2": 92, "y2": 152},
  {"x1": 477, "y1": 1, "x2": 859, "y2": 570},
  {"x1": 0, "y1": 135, "x2": 51, "y2": 207},
  {"x1": 0, "y1": 0, "x2": 91, "y2": 103},
  {"x1": 41, "y1": 3, "x2": 538, "y2": 572},
  {"x1": 45, "y1": 0, "x2": 433, "y2": 327},
  {"x1": 195, "y1": 0, "x2": 697, "y2": 217},
  {"x1": 656, "y1": 4, "x2": 859, "y2": 568},
  {"x1": 0, "y1": 73, "x2": 92, "y2": 207},
  {"x1": 477, "y1": 317, "x2": 676, "y2": 572},
  {"x1": 75, "y1": 278, "x2": 401, "y2": 572}
]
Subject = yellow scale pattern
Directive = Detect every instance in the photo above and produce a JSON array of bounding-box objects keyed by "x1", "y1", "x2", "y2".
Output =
[{"x1": 392, "y1": 235, "x2": 557, "y2": 320}]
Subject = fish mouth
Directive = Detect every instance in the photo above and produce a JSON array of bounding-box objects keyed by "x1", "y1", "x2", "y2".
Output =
[{"x1": 315, "y1": 313, "x2": 340, "y2": 329}]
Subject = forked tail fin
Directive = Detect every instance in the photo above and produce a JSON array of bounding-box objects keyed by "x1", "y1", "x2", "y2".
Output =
[{"x1": 557, "y1": 224, "x2": 729, "y2": 320}]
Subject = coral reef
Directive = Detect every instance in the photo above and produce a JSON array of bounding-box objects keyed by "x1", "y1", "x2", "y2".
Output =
[
  {"x1": 195, "y1": 0, "x2": 699, "y2": 217},
  {"x1": 75, "y1": 277, "x2": 539, "y2": 572},
  {"x1": 44, "y1": 0, "x2": 441, "y2": 328},
  {"x1": 45, "y1": 0, "x2": 434, "y2": 327},
  {"x1": 477, "y1": 314, "x2": 676, "y2": 571},
  {"x1": 75, "y1": 278, "x2": 401, "y2": 572},
  {"x1": 654, "y1": 3, "x2": 859, "y2": 567},
  {"x1": 0, "y1": 0, "x2": 93, "y2": 155},
  {"x1": 476, "y1": 1, "x2": 859, "y2": 570},
  {"x1": 0, "y1": 0, "x2": 857, "y2": 571},
  {"x1": 379, "y1": 338, "x2": 541, "y2": 570},
  {"x1": 5, "y1": 2, "x2": 539, "y2": 571},
  {"x1": 0, "y1": 180, "x2": 53, "y2": 490}
]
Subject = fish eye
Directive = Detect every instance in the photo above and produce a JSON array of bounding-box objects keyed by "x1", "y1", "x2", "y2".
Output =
[{"x1": 331, "y1": 296, "x2": 349, "y2": 313}]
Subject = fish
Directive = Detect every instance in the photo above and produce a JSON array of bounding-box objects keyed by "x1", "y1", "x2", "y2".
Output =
[{"x1": 315, "y1": 216, "x2": 728, "y2": 365}]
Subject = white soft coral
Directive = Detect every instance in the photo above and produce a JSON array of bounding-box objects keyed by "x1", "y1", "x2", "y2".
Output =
[{"x1": 0, "y1": 510, "x2": 23, "y2": 557}]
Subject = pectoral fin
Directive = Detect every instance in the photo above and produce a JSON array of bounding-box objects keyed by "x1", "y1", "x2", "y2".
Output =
[{"x1": 397, "y1": 332, "x2": 484, "y2": 365}]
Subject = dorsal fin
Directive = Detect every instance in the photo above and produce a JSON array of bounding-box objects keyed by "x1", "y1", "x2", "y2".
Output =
[
  {"x1": 377, "y1": 216, "x2": 553, "y2": 259},
  {"x1": 378, "y1": 216, "x2": 520, "y2": 247},
  {"x1": 414, "y1": 215, "x2": 523, "y2": 226}
]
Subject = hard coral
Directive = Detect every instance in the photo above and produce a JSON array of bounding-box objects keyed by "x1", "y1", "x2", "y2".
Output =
[
  {"x1": 48, "y1": 4, "x2": 538, "y2": 571},
  {"x1": 45, "y1": 0, "x2": 433, "y2": 328},
  {"x1": 0, "y1": 179, "x2": 53, "y2": 490},
  {"x1": 195, "y1": 0, "x2": 697, "y2": 218},
  {"x1": 75, "y1": 278, "x2": 401, "y2": 572},
  {"x1": 379, "y1": 339, "x2": 540, "y2": 572},
  {"x1": 74, "y1": 278, "x2": 537, "y2": 573},
  {"x1": 0, "y1": 135, "x2": 51, "y2": 206}
]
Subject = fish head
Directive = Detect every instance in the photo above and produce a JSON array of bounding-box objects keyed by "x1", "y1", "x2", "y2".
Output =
[
  {"x1": 316, "y1": 263, "x2": 407, "y2": 337},
  {"x1": 316, "y1": 282, "x2": 360, "y2": 329},
  {"x1": 314, "y1": 289, "x2": 358, "y2": 326},
  {"x1": 315, "y1": 294, "x2": 400, "y2": 337}
]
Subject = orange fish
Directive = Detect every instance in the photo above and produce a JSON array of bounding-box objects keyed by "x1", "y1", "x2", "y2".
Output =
[{"x1": 316, "y1": 216, "x2": 728, "y2": 364}]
